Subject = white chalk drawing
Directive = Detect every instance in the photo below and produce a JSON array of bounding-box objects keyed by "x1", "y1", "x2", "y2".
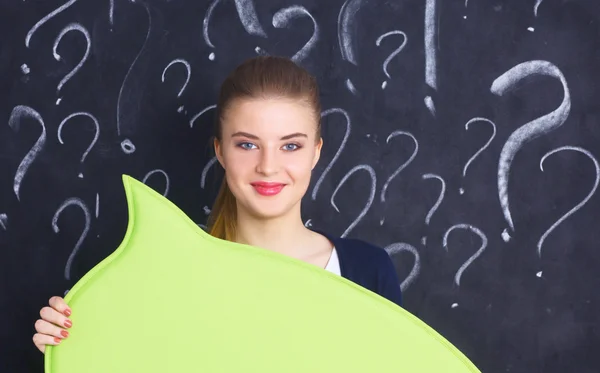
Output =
[
  {"x1": 0, "y1": 214, "x2": 7, "y2": 230},
  {"x1": 345, "y1": 79, "x2": 358, "y2": 95},
  {"x1": 120, "y1": 139, "x2": 136, "y2": 154},
  {"x1": 443, "y1": 223, "x2": 488, "y2": 287},
  {"x1": 337, "y1": 0, "x2": 364, "y2": 65},
  {"x1": 52, "y1": 197, "x2": 91, "y2": 281},
  {"x1": 117, "y1": 1, "x2": 152, "y2": 141},
  {"x1": 491, "y1": 60, "x2": 571, "y2": 238},
  {"x1": 311, "y1": 108, "x2": 351, "y2": 200},
  {"x1": 109, "y1": 0, "x2": 114, "y2": 27},
  {"x1": 8, "y1": 105, "x2": 47, "y2": 201},
  {"x1": 537, "y1": 146, "x2": 599, "y2": 258},
  {"x1": 161, "y1": 58, "x2": 191, "y2": 98},
  {"x1": 384, "y1": 242, "x2": 421, "y2": 292},
  {"x1": 461, "y1": 117, "x2": 497, "y2": 194},
  {"x1": 190, "y1": 104, "x2": 216, "y2": 129},
  {"x1": 422, "y1": 173, "x2": 445, "y2": 225},
  {"x1": 201, "y1": 156, "x2": 218, "y2": 189},
  {"x1": 380, "y1": 131, "x2": 418, "y2": 203},
  {"x1": 272, "y1": 5, "x2": 319, "y2": 63},
  {"x1": 58, "y1": 112, "x2": 100, "y2": 163},
  {"x1": 375, "y1": 30, "x2": 407, "y2": 90},
  {"x1": 203, "y1": 0, "x2": 221, "y2": 58},
  {"x1": 534, "y1": 0, "x2": 544, "y2": 17},
  {"x1": 142, "y1": 169, "x2": 170, "y2": 197},
  {"x1": 234, "y1": 0, "x2": 267, "y2": 37},
  {"x1": 25, "y1": 0, "x2": 79, "y2": 47},
  {"x1": 424, "y1": 0, "x2": 437, "y2": 115},
  {"x1": 53, "y1": 23, "x2": 91, "y2": 95},
  {"x1": 204, "y1": 0, "x2": 266, "y2": 58},
  {"x1": 424, "y1": 96, "x2": 435, "y2": 116},
  {"x1": 331, "y1": 164, "x2": 376, "y2": 238},
  {"x1": 203, "y1": 0, "x2": 220, "y2": 49}
]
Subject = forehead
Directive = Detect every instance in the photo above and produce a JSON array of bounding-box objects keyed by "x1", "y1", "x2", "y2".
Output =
[{"x1": 222, "y1": 98, "x2": 317, "y2": 136}]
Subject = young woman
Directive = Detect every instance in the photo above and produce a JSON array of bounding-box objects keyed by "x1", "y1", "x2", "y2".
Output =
[{"x1": 32, "y1": 56, "x2": 403, "y2": 354}]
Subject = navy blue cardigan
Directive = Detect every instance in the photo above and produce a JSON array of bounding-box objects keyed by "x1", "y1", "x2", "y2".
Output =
[{"x1": 315, "y1": 230, "x2": 403, "y2": 308}]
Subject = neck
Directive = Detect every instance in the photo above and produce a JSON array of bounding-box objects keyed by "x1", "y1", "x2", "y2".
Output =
[{"x1": 233, "y1": 204, "x2": 309, "y2": 256}]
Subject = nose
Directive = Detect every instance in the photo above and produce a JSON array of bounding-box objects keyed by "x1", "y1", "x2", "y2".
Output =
[{"x1": 255, "y1": 147, "x2": 279, "y2": 176}]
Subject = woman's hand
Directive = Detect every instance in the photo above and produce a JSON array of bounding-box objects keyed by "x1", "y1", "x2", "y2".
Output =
[{"x1": 32, "y1": 296, "x2": 72, "y2": 354}]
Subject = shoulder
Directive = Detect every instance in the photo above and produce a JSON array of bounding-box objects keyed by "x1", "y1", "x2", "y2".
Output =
[
  {"x1": 316, "y1": 232, "x2": 403, "y2": 307},
  {"x1": 335, "y1": 237, "x2": 392, "y2": 269}
]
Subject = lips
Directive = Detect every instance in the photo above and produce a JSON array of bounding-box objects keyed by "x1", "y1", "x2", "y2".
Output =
[{"x1": 250, "y1": 182, "x2": 285, "y2": 196}]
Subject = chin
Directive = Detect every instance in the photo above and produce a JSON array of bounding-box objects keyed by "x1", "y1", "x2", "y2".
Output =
[
  {"x1": 247, "y1": 202, "x2": 292, "y2": 220},
  {"x1": 245, "y1": 196, "x2": 300, "y2": 220}
]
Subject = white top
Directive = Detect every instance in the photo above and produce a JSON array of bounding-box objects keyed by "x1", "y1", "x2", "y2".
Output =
[{"x1": 324, "y1": 247, "x2": 341, "y2": 276}]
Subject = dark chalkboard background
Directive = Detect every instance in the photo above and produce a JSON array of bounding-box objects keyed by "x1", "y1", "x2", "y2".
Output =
[{"x1": 2, "y1": 0, "x2": 600, "y2": 372}]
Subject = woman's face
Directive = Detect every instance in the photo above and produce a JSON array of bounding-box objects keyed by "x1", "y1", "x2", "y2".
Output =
[{"x1": 214, "y1": 98, "x2": 322, "y2": 220}]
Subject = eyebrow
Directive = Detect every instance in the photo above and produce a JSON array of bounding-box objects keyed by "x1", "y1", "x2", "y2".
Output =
[{"x1": 231, "y1": 131, "x2": 308, "y2": 140}]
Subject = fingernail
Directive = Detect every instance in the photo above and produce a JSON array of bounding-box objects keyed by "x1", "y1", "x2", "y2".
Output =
[
  {"x1": 54, "y1": 337, "x2": 61, "y2": 344},
  {"x1": 64, "y1": 320, "x2": 72, "y2": 328},
  {"x1": 64, "y1": 309, "x2": 71, "y2": 317},
  {"x1": 60, "y1": 330, "x2": 69, "y2": 338}
]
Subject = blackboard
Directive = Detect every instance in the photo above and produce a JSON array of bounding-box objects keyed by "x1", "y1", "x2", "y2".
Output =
[{"x1": 2, "y1": 0, "x2": 599, "y2": 372}]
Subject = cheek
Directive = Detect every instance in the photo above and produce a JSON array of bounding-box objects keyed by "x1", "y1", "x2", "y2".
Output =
[
  {"x1": 287, "y1": 154, "x2": 316, "y2": 181},
  {"x1": 223, "y1": 151, "x2": 256, "y2": 180}
]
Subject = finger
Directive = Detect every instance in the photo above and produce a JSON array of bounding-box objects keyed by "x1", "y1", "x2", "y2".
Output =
[
  {"x1": 40, "y1": 306, "x2": 73, "y2": 329},
  {"x1": 34, "y1": 319, "x2": 70, "y2": 339},
  {"x1": 49, "y1": 296, "x2": 71, "y2": 317},
  {"x1": 33, "y1": 333, "x2": 62, "y2": 354}
]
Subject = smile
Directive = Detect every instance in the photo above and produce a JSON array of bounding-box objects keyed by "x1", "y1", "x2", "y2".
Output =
[{"x1": 251, "y1": 182, "x2": 285, "y2": 196}]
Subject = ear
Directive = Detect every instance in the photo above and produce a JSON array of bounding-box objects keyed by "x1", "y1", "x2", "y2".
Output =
[
  {"x1": 213, "y1": 137, "x2": 225, "y2": 170},
  {"x1": 311, "y1": 137, "x2": 323, "y2": 170}
]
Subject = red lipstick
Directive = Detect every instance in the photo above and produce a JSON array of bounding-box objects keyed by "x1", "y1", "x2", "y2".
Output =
[{"x1": 251, "y1": 182, "x2": 285, "y2": 196}]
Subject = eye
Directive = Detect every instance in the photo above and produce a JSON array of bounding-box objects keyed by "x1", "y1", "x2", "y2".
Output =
[
  {"x1": 282, "y1": 143, "x2": 301, "y2": 151},
  {"x1": 237, "y1": 142, "x2": 257, "y2": 150}
]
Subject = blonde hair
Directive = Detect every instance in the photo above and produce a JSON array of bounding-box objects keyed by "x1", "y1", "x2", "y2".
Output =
[{"x1": 207, "y1": 56, "x2": 321, "y2": 240}]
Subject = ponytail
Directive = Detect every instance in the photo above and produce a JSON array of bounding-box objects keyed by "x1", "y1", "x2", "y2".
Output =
[{"x1": 207, "y1": 176, "x2": 237, "y2": 241}]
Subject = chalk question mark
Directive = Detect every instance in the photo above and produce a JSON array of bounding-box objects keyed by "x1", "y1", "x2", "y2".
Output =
[
  {"x1": 380, "y1": 130, "x2": 418, "y2": 199},
  {"x1": 53, "y1": 23, "x2": 91, "y2": 103},
  {"x1": 331, "y1": 164, "x2": 376, "y2": 238},
  {"x1": 311, "y1": 108, "x2": 351, "y2": 201},
  {"x1": 460, "y1": 117, "x2": 497, "y2": 195},
  {"x1": 271, "y1": 6, "x2": 319, "y2": 63},
  {"x1": 58, "y1": 112, "x2": 100, "y2": 178},
  {"x1": 384, "y1": 242, "x2": 421, "y2": 293},
  {"x1": 52, "y1": 197, "x2": 91, "y2": 281},
  {"x1": 379, "y1": 131, "x2": 419, "y2": 225},
  {"x1": 443, "y1": 224, "x2": 488, "y2": 307},
  {"x1": 117, "y1": 1, "x2": 152, "y2": 155},
  {"x1": 25, "y1": 0, "x2": 79, "y2": 47},
  {"x1": 8, "y1": 105, "x2": 47, "y2": 201},
  {"x1": 161, "y1": 58, "x2": 191, "y2": 113},
  {"x1": 536, "y1": 146, "x2": 599, "y2": 272},
  {"x1": 203, "y1": 0, "x2": 267, "y2": 60},
  {"x1": 375, "y1": 30, "x2": 407, "y2": 90},
  {"x1": 142, "y1": 169, "x2": 170, "y2": 197},
  {"x1": 191, "y1": 104, "x2": 219, "y2": 214},
  {"x1": 491, "y1": 60, "x2": 571, "y2": 242},
  {"x1": 421, "y1": 173, "x2": 446, "y2": 246}
]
